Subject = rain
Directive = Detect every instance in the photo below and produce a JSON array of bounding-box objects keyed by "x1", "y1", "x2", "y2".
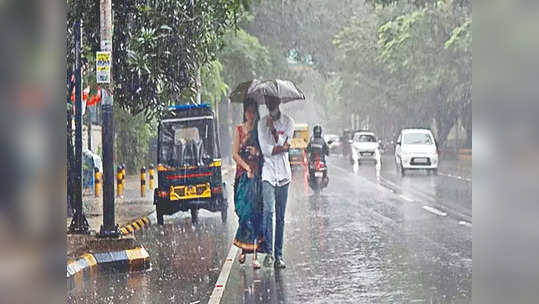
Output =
[{"x1": 66, "y1": 0, "x2": 471, "y2": 303}]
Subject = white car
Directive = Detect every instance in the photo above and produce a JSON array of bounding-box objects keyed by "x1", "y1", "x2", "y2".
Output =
[
  {"x1": 395, "y1": 129, "x2": 438, "y2": 175},
  {"x1": 351, "y1": 131, "x2": 380, "y2": 164}
]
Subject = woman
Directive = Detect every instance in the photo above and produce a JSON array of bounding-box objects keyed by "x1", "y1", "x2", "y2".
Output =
[{"x1": 232, "y1": 100, "x2": 263, "y2": 269}]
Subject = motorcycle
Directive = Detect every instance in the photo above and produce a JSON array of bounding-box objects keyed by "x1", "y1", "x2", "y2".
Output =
[{"x1": 308, "y1": 156, "x2": 329, "y2": 195}]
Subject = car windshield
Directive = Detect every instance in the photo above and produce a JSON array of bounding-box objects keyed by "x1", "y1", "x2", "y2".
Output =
[
  {"x1": 402, "y1": 133, "x2": 433, "y2": 145},
  {"x1": 159, "y1": 118, "x2": 215, "y2": 167},
  {"x1": 354, "y1": 134, "x2": 376, "y2": 142}
]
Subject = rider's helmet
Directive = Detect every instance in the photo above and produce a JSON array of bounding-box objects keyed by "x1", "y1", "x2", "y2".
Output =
[{"x1": 313, "y1": 125, "x2": 322, "y2": 138}]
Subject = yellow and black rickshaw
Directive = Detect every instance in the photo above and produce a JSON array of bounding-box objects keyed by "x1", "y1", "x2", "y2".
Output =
[
  {"x1": 289, "y1": 123, "x2": 309, "y2": 168},
  {"x1": 154, "y1": 104, "x2": 227, "y2": 225}
]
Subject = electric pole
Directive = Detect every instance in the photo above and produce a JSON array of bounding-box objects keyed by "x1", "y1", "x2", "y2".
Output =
[
  {"x1": 68, "y1": 20, "x2": 89, "y2": 234},
  {"x1": 99, "y1": 0, "x2": 120, "y2": 237}
]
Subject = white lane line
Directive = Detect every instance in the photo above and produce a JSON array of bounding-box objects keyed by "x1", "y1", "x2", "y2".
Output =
[
  {"x1": 439, "y1": 172, "x2": 472, "y2": 183},
  {"x1": 422, "y1": 206, "x2": 448, "y2": 217},
  {"x1": 399, "y1": 195, "x2": 414, "y2": 202},
  {"x1": 208, "y1": 245, "x2": 238, "y2": 304},
  {"x1": 459, "y1": 221, "x2": 472, "y2": 228}
]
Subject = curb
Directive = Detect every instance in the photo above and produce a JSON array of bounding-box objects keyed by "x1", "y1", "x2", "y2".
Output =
[
  {"x1": 67, "y1": 246, "x2": 150, "y2": 289},
  {"x1": 119, "y1": 215, "x2": 152, "y2": 235}
]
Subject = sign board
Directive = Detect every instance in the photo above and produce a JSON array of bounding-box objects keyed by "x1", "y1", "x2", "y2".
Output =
[{"x1": 96, "y1": 51, "x2": 111, "y2": 83}]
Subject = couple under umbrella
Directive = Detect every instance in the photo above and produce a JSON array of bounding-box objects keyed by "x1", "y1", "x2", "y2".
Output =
[{"x1": 230, "y1": 79, "x2": 305, "y2": 269}]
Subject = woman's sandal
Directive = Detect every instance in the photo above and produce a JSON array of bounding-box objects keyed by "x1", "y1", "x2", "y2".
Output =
[{"x1": 239, "y1": 253, "x2": 246, "y2": 264}]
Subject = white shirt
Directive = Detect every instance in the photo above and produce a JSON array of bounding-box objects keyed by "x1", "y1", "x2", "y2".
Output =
[{"x1": 258, "y1": 113, "x2": 295, "y2": 187}]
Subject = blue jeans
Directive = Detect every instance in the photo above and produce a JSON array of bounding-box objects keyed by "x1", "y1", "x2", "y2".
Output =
[{"x1": 262, "y1": 181, "x2": 289, "y2": 259}]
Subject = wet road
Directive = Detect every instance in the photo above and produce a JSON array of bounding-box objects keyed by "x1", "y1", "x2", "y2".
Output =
[{"x1": 68, "y1": 155, "x2": 471, "y2": 303}]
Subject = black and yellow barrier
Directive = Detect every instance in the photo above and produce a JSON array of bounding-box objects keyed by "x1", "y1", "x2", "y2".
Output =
[
  {"x1": 148, "y1": 164, "x2": 155, "y2": 190},
  {"x1": 94, "y1": 167, "x2": 101, "y2": 197},
  {"x1": 116, "y1": 166, "x2": 123, "y2": 198},
  {"x1": 119, "y1": 216, "x2": 152, "y2": 235},
  {"x1": 140, "y1": 166, "x2": 146, "y2": 197},
  {"x1": 67, "y1": 246, "x2": 150, "y2": 289}
]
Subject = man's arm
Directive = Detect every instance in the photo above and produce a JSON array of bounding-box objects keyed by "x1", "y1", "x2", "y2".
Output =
[{"x1": 258, "y1": 118, "x2": 288, "y2": 156}]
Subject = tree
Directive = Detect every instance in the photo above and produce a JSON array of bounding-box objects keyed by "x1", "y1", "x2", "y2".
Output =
[
  {"x1": 333, "y1": 1, "x2": 471, "y2": 147},
  {"x1": 218, "y1": 28, "x2": 270, "y2": 88},
  {"x1": 244, "y1": 0, "x2": 367, "y2": 75},
  {"x1": 67, "y1": 0, "x2": 249, "y2": 121}
]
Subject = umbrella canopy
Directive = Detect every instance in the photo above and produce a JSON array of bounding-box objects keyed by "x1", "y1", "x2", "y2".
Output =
[{"x1": 230, "y1": 79, "x2": 306, "y2": 104}]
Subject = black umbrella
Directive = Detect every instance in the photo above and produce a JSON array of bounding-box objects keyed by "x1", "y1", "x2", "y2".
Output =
[{"x1": 230, "y1": 79, "x2": 306, "y2": 104}]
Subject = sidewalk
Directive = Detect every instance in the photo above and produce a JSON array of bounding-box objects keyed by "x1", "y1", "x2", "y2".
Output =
[{"x1": 67, "y1": 174, "x2": 154, "y2": 259}]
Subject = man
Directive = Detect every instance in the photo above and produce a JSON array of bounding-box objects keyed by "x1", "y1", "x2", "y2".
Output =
[
  {"x1": 306, "y1": 125, "x2": 330, "y2": 187},
  {"x1": 306, "y1": 125, "x2": 330, "y2": 162},
  {"x1": 257, "y1": 97, "x2": 294, "y2": 269}
]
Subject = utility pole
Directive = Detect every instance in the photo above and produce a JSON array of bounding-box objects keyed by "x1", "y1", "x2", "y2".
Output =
[
  {"x1": 99, "y1": 0, "x2": 120, "y2": 237},
  {"x1": 68, "y1": 20, "x2": 89, "y2": 234},
  {"x1": 88, "y1": 107, "x2": 92, "y2": 151}
]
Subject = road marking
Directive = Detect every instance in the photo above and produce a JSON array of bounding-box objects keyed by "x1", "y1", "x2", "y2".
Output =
[
  {"x1": 422, "y1": 206, "x2": 447, "y2": 217},
  {"x1": 399, "y1": 195, "x2": 414, "y2": 202},
  {"x1": 459, "y1": 221, "x2": 472, "y2": 228},
  {"x1": 439, "y1": 172, "x2": 472, "y2": 182},
  {"x1": 208, "y1": 244, "x2": 238, "y2": 304}
]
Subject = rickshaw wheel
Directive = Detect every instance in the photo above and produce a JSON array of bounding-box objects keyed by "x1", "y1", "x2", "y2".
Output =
[
  {"x1": 191, "y1": 208, "x2": 199, "y2": 225},
  {"x1": 157, "y1": 211, "x2": 164, "y2": 225},
  {"x1": 156, "y1": 204, "x2": 164, "y2": 225}
]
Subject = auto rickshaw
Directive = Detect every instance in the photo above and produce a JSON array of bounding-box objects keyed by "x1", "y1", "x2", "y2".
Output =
[
  {"x1": 154, "y1": 104, "x2": 228, "y2": 225},
  {"x1": 289, "y1": 123, "x2": 309, "y2": 168}
]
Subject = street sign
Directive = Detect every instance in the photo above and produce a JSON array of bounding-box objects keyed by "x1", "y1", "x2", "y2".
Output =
[{"x1": 96, "y1": 51, "x2": 111, "y2": 83}]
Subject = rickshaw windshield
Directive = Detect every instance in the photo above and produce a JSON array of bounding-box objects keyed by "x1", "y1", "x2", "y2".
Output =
[{"x1": 159, "y1": 118, "x2": 215, "y2": 167}]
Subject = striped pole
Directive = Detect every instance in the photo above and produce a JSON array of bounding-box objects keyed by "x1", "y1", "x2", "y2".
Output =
[
  {"x1": 140, "y1": 166, "x2": 146, "y2": 197},
  {"x1": 148, "y1": 164, "x2": 155, "y2": 190},
  {"x1": 116, "y1": 166, "x2": 123, "y2": 197},
  {"x1": 94, "y1": 167, "x2": 101, "y2": 197}
]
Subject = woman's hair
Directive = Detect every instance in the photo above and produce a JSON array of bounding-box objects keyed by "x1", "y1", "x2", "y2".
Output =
[{"x1": 243, "y1": 99, "x2": 260, "y2": 123}]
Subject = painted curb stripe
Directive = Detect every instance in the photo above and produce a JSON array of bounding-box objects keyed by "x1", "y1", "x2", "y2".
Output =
[
  {"x1": 93, "y1": 250, "x2": 130, "y2": 272},
  {"x1": 68, "y1": 248, "x2": 150, "y2": 280},
  {"x1": 118, "y1": 215, "x2": 154, "y2": 235},
  {"x1": 142, "y1": 217, "x2": 150, "y2": 225},
  {"x1": 81, "y1": 253, "x2": 97, "y2": 267},
  {"x1": 125, "y1": 246, "x2": 150, "y2": 271},
  {"x1": 208, "y1": 245, "x2": 238, "y2": 304},
  {"x1": 136, "y1": 218, "x2": 145, "y2": 228}
]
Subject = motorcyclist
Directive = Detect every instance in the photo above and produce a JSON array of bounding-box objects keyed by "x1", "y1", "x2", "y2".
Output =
[{"x1": 306, "y1": 125, "x2": 330, "y2": 187}]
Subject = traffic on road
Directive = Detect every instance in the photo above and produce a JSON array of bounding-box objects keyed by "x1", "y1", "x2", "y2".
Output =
[{"x1": 68, "y1": 149, "x2": 471, "y2": 303}]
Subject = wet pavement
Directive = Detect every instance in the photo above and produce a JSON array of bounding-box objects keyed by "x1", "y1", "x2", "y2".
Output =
[{"x1": 67, "y1": 155, "x2": 472, "y2": 303}]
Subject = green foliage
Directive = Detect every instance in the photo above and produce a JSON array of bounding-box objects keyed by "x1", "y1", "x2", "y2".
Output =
[
  {"x1": 244, "y1": 0, "x2": 366, "y2": 75},
  {"x1": 67, "y1": 0, "x2": 248, "y2": 121},
  {"x1": 114, "y1": 107, "x2": 157, "y2": 172},
  {"x1": 333, "y1": 1, "x2": 471, "y2": 146},
  {"x1": 218, "y1": 28, "x2": 270, "y2": 87},
  {"x1": 200, "y1": 60, "x2": 229, "y2": 107}
]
